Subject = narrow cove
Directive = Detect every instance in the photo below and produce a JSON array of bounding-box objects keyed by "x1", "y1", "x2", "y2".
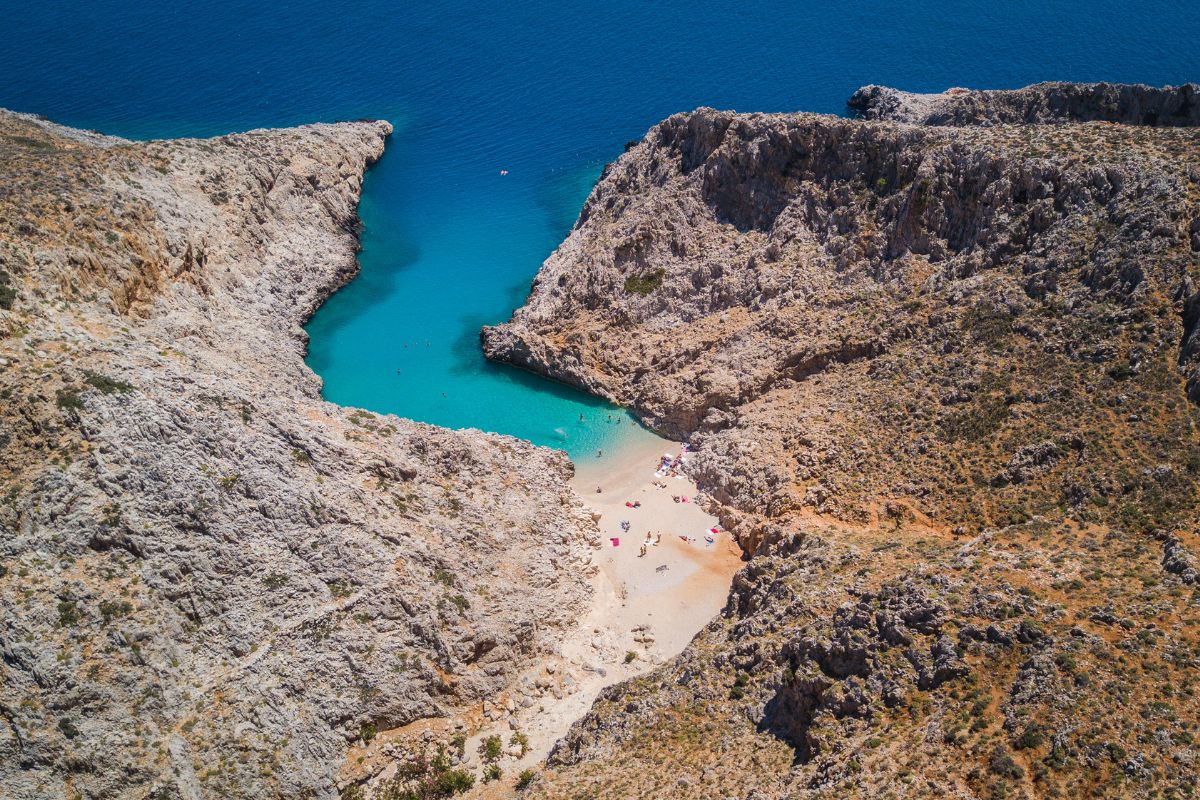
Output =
[
  {"x1": 302, "y1": 144, "x2": 659, "y2": 466},
  {"x1": 306, "y1": 124, "x2": 744, "y2": 790}
]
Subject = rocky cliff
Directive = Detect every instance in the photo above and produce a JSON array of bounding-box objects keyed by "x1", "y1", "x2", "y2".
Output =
[
  {"x1": 0, "y1": 112, "x2": 598, "y2": 799},
  {"x1": 848, "y1": 81, "x2": 1200, "y2": 127},
  {"x1": 484, "y1": 85, "x2": 1200, "y2": 799}
]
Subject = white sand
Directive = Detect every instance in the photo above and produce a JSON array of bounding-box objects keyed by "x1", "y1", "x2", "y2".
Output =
[
  {"x1": 572, "y1": 434, "x2": 742, "y2": 656},
  {"x1": 465, "y1": 432, "x2": 743, "y2": 786}
]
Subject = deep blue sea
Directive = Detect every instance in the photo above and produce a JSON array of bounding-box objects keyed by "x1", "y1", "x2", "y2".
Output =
[{"x1": 4, "y1": 1, "x2": 1197, "y2": 460}]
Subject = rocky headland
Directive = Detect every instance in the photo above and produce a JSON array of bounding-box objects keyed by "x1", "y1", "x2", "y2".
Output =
[
  {"x1": 848, "y1": 81, "x2": 1200, "y2": 127},
  {"x1": 483, "y1": 83, "x2": 1200, "y2": 798},
  {"x1": 0, "y1": 111, "x2": 601, "y2": 799}
]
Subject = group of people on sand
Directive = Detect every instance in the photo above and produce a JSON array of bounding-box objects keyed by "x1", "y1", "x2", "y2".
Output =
[
  {"x1": 656, "y1": 449, "x2": 688, "y2": 478},
  {"x1": 638, "y1": 531, "x2": 663, "y2": 557},
  {"x1": 595, "y1": 440, "x2": 712, "y2": 559}
]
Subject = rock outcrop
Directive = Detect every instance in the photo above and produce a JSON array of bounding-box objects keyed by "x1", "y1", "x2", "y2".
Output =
[
  {"x1": 0, "y1": 111, "x2": 597, "y2": 799},
  {"x1": 848, "y1": 81, "x2": 1200, "y2": 127},
  {"x1": 486, "y1": 85, "x2": 1200, "y2": 799},
  {"x1": 484, "y1": 101, "x2": 1200, "y2": 545}
]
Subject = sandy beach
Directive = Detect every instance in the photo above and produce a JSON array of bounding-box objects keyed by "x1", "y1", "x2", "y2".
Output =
[
  {"x1": 462, "y1": 431, "x2": 744, "y2": 786},
  {"x1": 572, "y1": 434, "x2": 743, "y2": 657}
]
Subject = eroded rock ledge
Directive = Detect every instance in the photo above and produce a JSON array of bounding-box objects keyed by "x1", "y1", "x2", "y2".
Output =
[{"x1": 0, "y1": 112, "x2": 598, "y2": 799}]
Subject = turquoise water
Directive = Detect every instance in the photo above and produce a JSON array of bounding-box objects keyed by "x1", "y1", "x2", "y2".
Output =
[
  {"x1": 3, "y1": 1, "x2": 1198, "y2": 460},
  {"x1": 304, "y1": 153, "x2": 649, "y2": 456}
]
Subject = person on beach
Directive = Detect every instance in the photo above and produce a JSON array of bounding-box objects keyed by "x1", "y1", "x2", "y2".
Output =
[{"x1": 655, "y1": 532, "x2": 662, "y2": 545}]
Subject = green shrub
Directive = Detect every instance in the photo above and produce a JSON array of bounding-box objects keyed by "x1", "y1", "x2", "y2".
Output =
[
  {"x1": 515, "y1": 769, "x2": 536, "y2": 790},
  {"x1": 1014, "y1": 725, "x2": 1045, "y2": 750},
  {"x1": 509, "y1": 731, "x2": 529, "y2": 757},
  {"x1": 57, "y1": 600, "x2": 82, "y2": 627},
  {"x1": 961, "y1": 302, "x2": 1015, "y2": 344},
  {"x1": 433, "y1": 769, "x2": 474, "y2": 795},
  {"x1": 988, "y1": 745, "x2": 1025, "y2": 780},
  {"x1": 480, "y1": 734, "x2": 503, "y2": 763},
  {"x1": 263, "y1": 573, "x2": 289, "y2": 590},
  {"x1": 82, "y1": 370, "x2": 133, "y2": 395},
  {"x1": 624, "y1": 651, "x2": 637, "y2": 664},
  {"x1": 98, "y1": 599, "x2": 133, "y2": 626},
  {"x1": 377, "y1": 754, "x2": 474, "y2": 800},
  {"x1": 0, "y1": 269, "x2": 15, "y2": 310},
  {"x1": 7, "y1": 135, "x2": 56, "y2": 151},
  {"x1": 101, "y1": 503, "x2": 122, "y2": 527},
  {"x1": 623, "y1": 268, "x2": 665, "y2": 295},
  {"x1": 56, "y1": 389, "x2": 83, "y2": 411},
  {"x1": 483, "y1": 763, "x2": 502, "y2": 783}
]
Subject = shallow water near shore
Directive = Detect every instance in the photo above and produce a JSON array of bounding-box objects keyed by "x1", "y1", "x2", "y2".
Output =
[{"x1": 3, "y1": 1, "x2": 1198, "y2": 462}]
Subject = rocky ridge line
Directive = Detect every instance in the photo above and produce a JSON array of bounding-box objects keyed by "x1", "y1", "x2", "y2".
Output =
[{"x1": 848, "y1": 81, "x2": 1200, "y2": 127}]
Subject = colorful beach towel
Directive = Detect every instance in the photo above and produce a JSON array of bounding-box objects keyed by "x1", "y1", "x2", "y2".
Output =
[{"x1": 610, "y1": 537, "x2": 619, "y2": 547}]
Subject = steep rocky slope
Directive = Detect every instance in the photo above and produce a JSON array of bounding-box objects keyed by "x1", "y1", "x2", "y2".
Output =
[
  {"x1": 0, "y1": 112, "x2": 598, "y2": 799},
  {"x1": 484, "y1": 85, "x2": 1200, "y2": 798}
]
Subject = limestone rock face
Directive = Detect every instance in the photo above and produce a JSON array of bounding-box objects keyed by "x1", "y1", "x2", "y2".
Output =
[
  {"x1": 488, "y1": 87, "x2": 1200, "y2": 799},
  {"x1": 484, "y1": 101, "x2": 1200, "y2": 542},
  {"x1": 847, "y1": 81, "x2": 1200, "y2": 127},
  {"x1": 0, "y1": 112, "x2": 597, "y2": 799}
]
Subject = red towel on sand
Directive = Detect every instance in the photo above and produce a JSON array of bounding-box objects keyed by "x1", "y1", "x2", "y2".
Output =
[{"x1": 611, "y1": 537, "x2": 619, "y2": 546}]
